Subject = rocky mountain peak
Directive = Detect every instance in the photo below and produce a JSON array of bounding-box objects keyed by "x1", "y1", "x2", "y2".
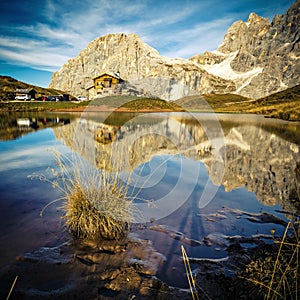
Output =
[
  {"x1": 50, "y1": 32, "x2": 235, "y2": 100},
  {"x1": 197, "y1": 0, "x2": 300, "y2": 99},
  {"x1": 247, "y1": 12, "x2": 269, "y2": 26},
  {"x1": 217, "y1": 13, "x2": 270, "y2": 54},
  {"x1": 49, "y1": 1, "x2": 299, "y2": 100}
]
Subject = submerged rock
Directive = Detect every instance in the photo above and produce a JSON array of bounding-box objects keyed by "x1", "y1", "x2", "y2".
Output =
[{"x1": 0, "y1": 235, "x2": 188, "y2": 299}]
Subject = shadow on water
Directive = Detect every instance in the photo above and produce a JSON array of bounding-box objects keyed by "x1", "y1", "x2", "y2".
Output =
[{"x1": 157, "y1": 195, "x2": 207, "y2": 287}]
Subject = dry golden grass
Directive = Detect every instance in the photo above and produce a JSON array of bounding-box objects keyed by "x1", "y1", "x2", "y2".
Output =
[
  {"x1": 181, "y1": 245, "x2": 213, "y2": 300},
  {"x1": 5, "y1": 276, "x2": 18, "y2": 300},
  {"x1": 237, "y1": 221, "x2": 300, "y2": 299},
  {"x1": 31, "y1": 151, "x2": 138, "y2": 241},
  {"x1": 174, "y1": 85, "x2": 300, "y2": 121},
  {"x1": 58, "y1": 152, "x2": 137, "y2": 240}
]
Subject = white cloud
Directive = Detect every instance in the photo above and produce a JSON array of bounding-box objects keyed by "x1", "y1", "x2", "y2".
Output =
[
  {"x1": 0, "y1": 35, "x2": 71, "y2": 71},
  {"x1": 44, "y1": 0, "x2": 57, "y2": 22},
  {"x1": 144, "y1": 16, "x2": 237, "y2": 58},
  {"x1": 0, "y1": 0, "x2": 237, "y2": 71}
]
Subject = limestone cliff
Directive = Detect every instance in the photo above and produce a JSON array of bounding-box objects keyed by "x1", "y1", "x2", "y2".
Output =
[
  {"x1": 49, "y1": 33, "x2": 235, "y2": 100},
  {"x1": 191, "y1": 0, "x2": 300, "y2": 99},
  {"x1": 49, "y1": 1, "x2": 299, "y2": 100}
]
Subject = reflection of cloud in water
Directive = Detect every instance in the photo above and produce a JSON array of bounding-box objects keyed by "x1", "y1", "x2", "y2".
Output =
[{"x1": 0, "y1": 129, "x2": 66, "y2": 172}]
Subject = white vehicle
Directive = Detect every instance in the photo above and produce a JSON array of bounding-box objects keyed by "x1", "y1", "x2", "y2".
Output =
[
  {"x1": 17, "y1": 119, "x2": 31, "y2": 126},
  {"x1": 15, "y1": 94, "x2": 31, "y2": 101},
  {"x1": 77, "y1": 96, "x2": 87, "y2": 101}
]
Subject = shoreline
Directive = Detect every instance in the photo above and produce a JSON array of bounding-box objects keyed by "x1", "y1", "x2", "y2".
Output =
[{"x1": 1, "y1": 101, "x2": 300, "y2": 121}]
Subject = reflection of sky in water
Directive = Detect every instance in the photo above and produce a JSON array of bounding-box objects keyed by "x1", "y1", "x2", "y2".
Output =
[
  {"x1": 129, "y1": 152, "x2": 290, "y2": 287},
  {"x1": 0, "y1": 129, "x2": 67, "y2": 269},
  {"x1": 0, "y1": 114, "x2": 298, "y2": 288},
  {"x1": 130, "y1": 152, "x2": 289, "y2": 235},
  {"x1": 0, "y1": 129, "x2": 57, "y2": 172},
  {"x1": 129, "y1": 154, "x2": 210, "y2": 221}
]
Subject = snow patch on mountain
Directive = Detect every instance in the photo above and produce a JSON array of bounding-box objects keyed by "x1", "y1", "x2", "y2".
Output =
[{"x1": 202, "y1": 50, "x2": 263, "y2": 82}]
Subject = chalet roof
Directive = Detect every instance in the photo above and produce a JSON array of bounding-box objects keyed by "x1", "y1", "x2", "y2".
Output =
[
  {"x1": 15, "y1": 88, "x2": 36, "y2": 93},
  {"x1": 92, "y1": 72, "x2": 122, "y2": 81}
]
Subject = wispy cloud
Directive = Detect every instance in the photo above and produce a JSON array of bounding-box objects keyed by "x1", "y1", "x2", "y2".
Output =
[
  {"x1": 0, "y1": 0, "x2": 294, "y2": 74},
  {"x1": 1, "y1": 0, "x2": 206, "y2": 71},
  {"x1": 144, "y1": 15, "x2": 238, "y2": 57},
  {"x1": 0, "y1": 34, "x2": 71, "y2": 71}
]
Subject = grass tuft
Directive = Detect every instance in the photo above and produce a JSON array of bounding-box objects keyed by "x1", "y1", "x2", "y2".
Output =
[
  {"x1": 32, "y1": 151, "x2": 137, "y2": 241},
  {"x1": 59, "y1": 153, "x2": 136, "y2": 240}
]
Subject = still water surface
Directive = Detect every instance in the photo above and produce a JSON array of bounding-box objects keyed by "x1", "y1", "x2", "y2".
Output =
[{"x1": 0, "y1": 112, "x2": 299, "y2": 287}]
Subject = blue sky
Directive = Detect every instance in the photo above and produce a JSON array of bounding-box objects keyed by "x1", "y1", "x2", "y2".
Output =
[{"x1": 0, "y1": 0, "x2": 295, "y2": 87}]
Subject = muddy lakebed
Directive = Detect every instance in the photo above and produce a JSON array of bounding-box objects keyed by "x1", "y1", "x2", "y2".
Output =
[{"x1": 0, "y1": 111, "x2": 299, "y2": 299}]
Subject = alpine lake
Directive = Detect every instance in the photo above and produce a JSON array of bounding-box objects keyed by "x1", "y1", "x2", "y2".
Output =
[{"x1": 0, "y1": 110, "x2": 299, "y2": 299}]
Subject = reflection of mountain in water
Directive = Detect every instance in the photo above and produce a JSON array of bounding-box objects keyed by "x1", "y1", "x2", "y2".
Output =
[
  {"x1": 210, "y1": 125, "x2": 299, "y2": 209},
  {"x1": 53, "y1": 114, "x2": 300, "y2": 212}
]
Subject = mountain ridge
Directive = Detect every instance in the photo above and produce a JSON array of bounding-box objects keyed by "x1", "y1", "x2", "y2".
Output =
[
  {"x1": 49, "y1": 0, "x2": 299, "y2": 101},
  {"x1": 49, "y1": 32, "x2": 236, "y2": 100},
  {"x1": 193, "y1": 0, "x2": 300, "y2": 99}
]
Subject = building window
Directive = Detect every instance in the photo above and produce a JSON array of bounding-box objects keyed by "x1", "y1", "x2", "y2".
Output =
[{"x1": 104, "y1": 78, "x2": 112, "y2": 88}]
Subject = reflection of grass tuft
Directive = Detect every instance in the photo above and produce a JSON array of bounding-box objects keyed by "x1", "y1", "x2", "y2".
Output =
[{"x1": 236, "y1": 221, "x2": 300, "y2": 299}]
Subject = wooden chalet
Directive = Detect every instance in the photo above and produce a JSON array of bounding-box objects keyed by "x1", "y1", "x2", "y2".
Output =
[{"x1": 87, "y1": 72, "x2": 123, "y2": 99}]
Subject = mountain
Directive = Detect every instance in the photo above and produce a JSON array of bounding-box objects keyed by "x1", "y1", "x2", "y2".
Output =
[
  {"x1": 192, "y1": 0, "x2": 300, "y2": 99},
  {"x1": 53, "y1": 114, "x2": 300, "y2": 212},
  {"x1": 49, "y1": 1, "x2": 299, "y2": 100},
  {"x1": 49, "y1": 33, "x2": 235, "y2": 100}
]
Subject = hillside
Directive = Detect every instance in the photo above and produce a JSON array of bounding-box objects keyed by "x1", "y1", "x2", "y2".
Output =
[
  {"x1": 174, "y1": 85, "x2": 300, "y2": 120},
  {"x1": 0, "y1": 75, "x2": 69, "y2": 101},
  {"x1": 174, "y1": 93, "x2": 251, "y2": 111},
  {"x1": 1, "y1": 75, "x2": 299, "y2": 120},
  {"x1": 242, "y1": 84, "x2": 300, "y2": 120}
]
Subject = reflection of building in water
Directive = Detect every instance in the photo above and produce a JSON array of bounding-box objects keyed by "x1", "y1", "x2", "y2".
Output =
[
  {"x1": 95, "y1": 125, "x2": 119, "y2": 144},
  {"x1": 16, "y1": 117, "x2": 69, "y2": 131},
  {"x1": 0, "y1": 115, "x2": 71, "y2": 141},
  {"x1": 17, "y1": 119, "x2": 31, "y2": 127},
  {"x1": 53, "y1": 115, "x2": 300, "y2": 212},
  {"x1": 17, "y1": 118, "x2": 39, "y2": 130}
]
